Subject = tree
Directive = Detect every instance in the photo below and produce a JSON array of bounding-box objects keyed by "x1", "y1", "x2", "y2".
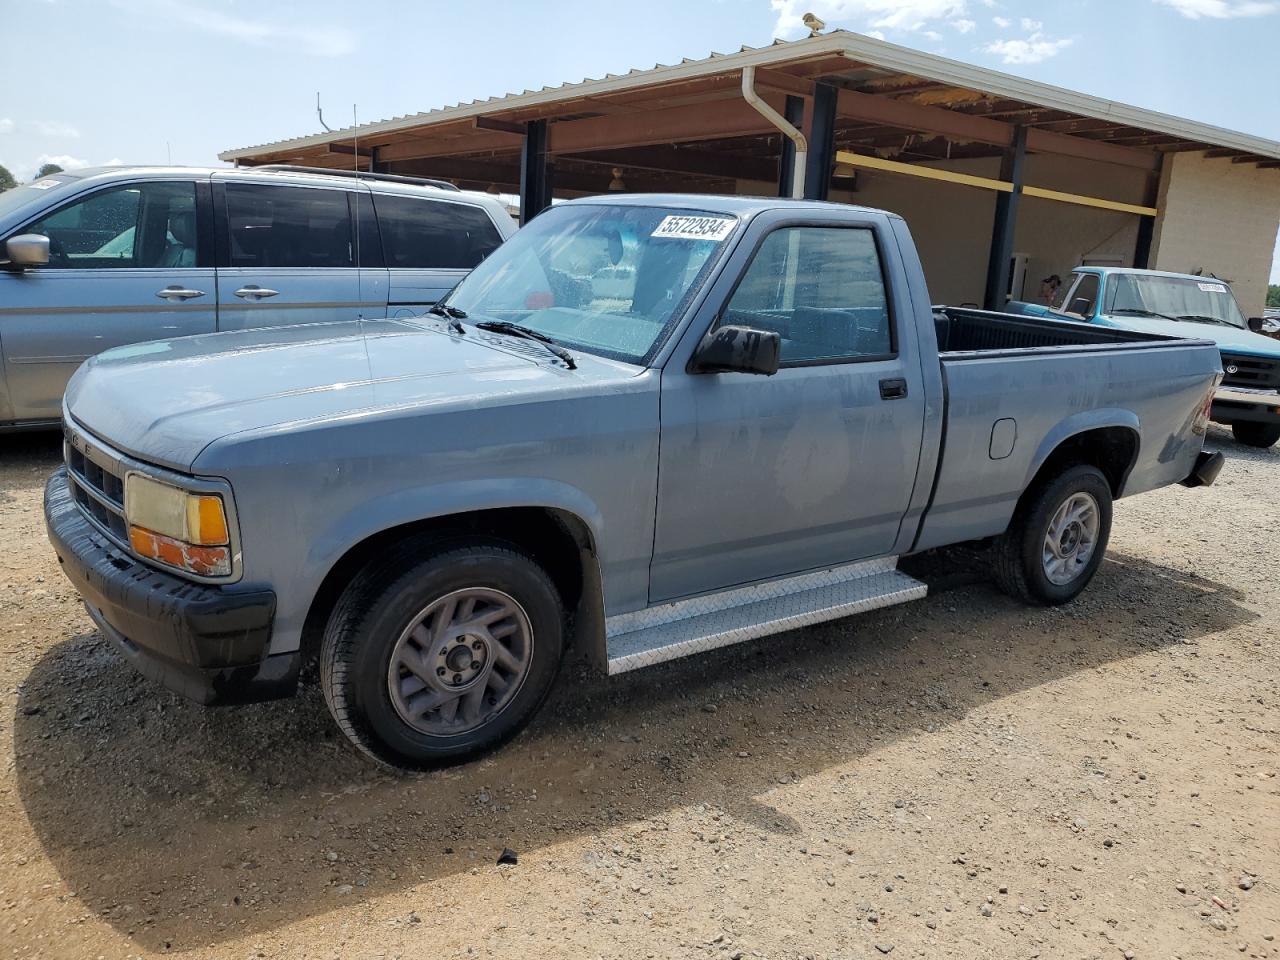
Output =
[
  {"x1": 0, "y1": 164, "x2": 15, "y2": 193},
  {"x1": 35, "y1": 162, "x2": 63, "y2": 178},
  {"x1": 1268, "y1": 284, "x2": 1280, "y2": 309}
]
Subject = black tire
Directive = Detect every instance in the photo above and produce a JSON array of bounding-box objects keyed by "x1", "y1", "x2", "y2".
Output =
[
  {"x1": 992, "y1": 464, "x2": 1113, "y2": 606},
  {"x1": 1231, "y1": 421, "x2": 1280, "y2": 448},
  {"x1": 321, "y1": 538, "x2": 564, "y2": 769}
]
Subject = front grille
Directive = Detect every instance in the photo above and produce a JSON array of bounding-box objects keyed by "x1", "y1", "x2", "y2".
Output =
[
  {"x1": 1221, "y1": 353, "x2": 1280, "y2": 390},
  {"x1": 64, "y1": 431, "x2": 129, "y2": 544}
]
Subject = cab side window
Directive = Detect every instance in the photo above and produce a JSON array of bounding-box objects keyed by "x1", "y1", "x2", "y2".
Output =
[
  {"x1": 1064, "y1": 273, "x2": 1100, "y2": 319},
  {"x1": 224, "y1": 184, "x2": 353, "y2": 269},
  {"x1": 22, "y1": 181, "x2": 197, "y2": 269},
  {"x1": 722, "y1": 226, "x2": 893, "y2": 364},
  {"x1": 373, "y1": 195, "x2": 503, "y2": 269}
]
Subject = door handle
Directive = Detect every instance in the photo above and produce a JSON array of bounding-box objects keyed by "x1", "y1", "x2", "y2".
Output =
[
  {"x1": 879, "y1": 377, "x2": 908, "y2": 400},
  {"x1": 234, "y1": 285, "x2": 280, "y2": 301},
  {"x1": 155, "y1": 285, "x2": 206, "y2": 301}
]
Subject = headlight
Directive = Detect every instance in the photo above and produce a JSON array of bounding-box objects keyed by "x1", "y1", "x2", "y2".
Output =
[{"x1": 123, "y1": 472, "x2": 232, "y2": 577}]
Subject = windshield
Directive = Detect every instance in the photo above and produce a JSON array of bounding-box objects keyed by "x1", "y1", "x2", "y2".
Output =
[
  {"x1": 1106, "y1": 273, "x2": 1247, "y2": 329},
  {"x1": 0, "y1": 174, "x2": 83, "y2": 222},
  {"x1": 444, "y1": 203, "x2": 737, "y2": 364}
]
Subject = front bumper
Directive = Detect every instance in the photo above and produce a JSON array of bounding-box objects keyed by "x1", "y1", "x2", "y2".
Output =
[
  {"x1": 1212, "y1": 387, "x2": 1280, "y2": 426},
  {"x1": 44, "y1": 467, "x2": 297, "y2": 705}
]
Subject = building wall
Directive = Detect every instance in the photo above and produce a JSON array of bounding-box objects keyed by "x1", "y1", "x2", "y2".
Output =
[
  {"x1": 744, "y1": 152, "x2": 1150, "y2": 307},
  {"x1": 1151, "y1": 151, "x2": 1280, "y2": 318}
]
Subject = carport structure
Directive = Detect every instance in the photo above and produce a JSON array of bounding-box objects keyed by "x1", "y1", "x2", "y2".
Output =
[{"x1": 221, "y1": 31, "x2": 1280, "y2": 314}]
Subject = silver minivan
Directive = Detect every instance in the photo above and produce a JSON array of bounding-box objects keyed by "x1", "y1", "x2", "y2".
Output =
[{"x1": 0, "y1": 165, "x2": 516, "y2": 428}]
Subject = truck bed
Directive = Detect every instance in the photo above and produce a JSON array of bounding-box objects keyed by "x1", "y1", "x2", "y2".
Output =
[
  {"x1": 933, "y1": 306, "x2": 1176, "y2": 354},
  {"x1": 912, "y1": 306, "x2": 1220, "y2": 554}
]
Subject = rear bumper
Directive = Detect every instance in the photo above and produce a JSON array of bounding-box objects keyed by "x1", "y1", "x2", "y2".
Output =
[
  {"x1": 1180, "y1": 450, "x2": 1225, "y2": 489},
  {"x1": 44, "y1": 467, "x2": 297, "y2": 705}
]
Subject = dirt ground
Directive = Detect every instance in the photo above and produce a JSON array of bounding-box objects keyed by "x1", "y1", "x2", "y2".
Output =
[{"x1": 0, "y1": 427, "x2": 1276, "y2": 960}]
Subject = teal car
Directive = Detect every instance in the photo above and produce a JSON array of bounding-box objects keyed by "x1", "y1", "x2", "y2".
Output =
[{"x1": 1010, "y1": 268, "x2": 1280, "y2": 448}]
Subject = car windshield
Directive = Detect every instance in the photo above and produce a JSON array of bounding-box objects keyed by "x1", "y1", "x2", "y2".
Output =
[
  {"x1": 1106, "y1": 273, "x2": 1247, "y2": 329},
  {"x1": 0, "y1": 174, "x2": 83, "y2": 222},
  {"x1": 443, "y1": 203, "x2": 738, "y2": 364}
]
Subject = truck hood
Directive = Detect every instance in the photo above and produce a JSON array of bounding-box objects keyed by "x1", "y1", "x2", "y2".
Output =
[
  {"x1": 1100, "y1": 314, "x2": 1280, "y2": 357},
  {"x1": 65, "y1": 318, "x2": 635, "y2": 472}
]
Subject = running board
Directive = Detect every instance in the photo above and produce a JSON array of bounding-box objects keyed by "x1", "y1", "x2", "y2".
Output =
[{"x1": 605, "y1": 556, "x2": 927, "y2": 675}]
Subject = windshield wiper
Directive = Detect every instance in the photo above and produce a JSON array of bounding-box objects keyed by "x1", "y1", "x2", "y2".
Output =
[
  {"x1": 1111, "y1": 307, "x2": 1181, "y2": 322},
  {"x1": 475, "y1": 320, "x2": 577, "y2": 370},
  {"x1": 1176, "y1": 314, "x2": 1240, "y2": 328},
  {"x1": 428, "y1": 302, "x2": 467, "y2": 335}
]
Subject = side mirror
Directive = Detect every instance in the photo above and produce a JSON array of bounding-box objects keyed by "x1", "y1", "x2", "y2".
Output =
[
  {"x1": 1068, "y1": 297, "x2": 1095, "y2": 317},
  {"x1": 1247, "y1": 317, "x2": 1264, "y2": 333},
  {"x1": 691, "y1": 324, "x2": 781, "y2": 376},
  {"x1": 4, "y1": 234, "x2": 50, "y2": 269}
]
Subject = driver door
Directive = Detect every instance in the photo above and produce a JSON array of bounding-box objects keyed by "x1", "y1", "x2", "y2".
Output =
[{"x1": 0, "y1": 177, "x2": 217, "y2": 422}]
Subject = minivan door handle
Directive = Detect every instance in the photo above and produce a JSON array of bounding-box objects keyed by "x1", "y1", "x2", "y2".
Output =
[
  {"x1": 879, "y1": 377, "x2": 908, "y2": 400},
  {"x1": 155, "y1": 285, "x2": 206, "y2": 301},
  {"x1": 234, "y1": 285, "x2": 280, "y2": 301}
]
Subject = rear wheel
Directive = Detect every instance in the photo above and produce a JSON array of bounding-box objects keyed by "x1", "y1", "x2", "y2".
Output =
[
  {"x1": 992, "y1": 464, "x2": 1113, "y2": 605},
  {"x1": 1232, "y1": 421, "x2": 1280, "y2": 448},
  {"x1": 321, "y1": 540, "x2": 564, "y2": 769}
]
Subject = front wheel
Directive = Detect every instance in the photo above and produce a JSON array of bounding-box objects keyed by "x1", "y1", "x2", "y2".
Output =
[
  {"x1": 320, "y1": 540, "x2": 565, "y2": 769},
  {"x1": 992, "y1": 464, "x2": 1113, "y2": 605},
  {"x1": 1232, "y1": 421, "x2": 1280, "y2": 448}
]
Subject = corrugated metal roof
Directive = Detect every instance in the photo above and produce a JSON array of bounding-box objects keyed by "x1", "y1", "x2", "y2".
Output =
[{"x1": 219, "y1": 31, "x2": 1280, "y2": 162}]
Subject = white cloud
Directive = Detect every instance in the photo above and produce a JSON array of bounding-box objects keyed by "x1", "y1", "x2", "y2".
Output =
[
  {"x1": 0, "y1": 117, "x2": 14, "y2": 135},
  {"x1": 952, "y1": 17, "x2": 977, "y2": 31},
  {"x1": 923, "y1": 28, "x2": 943, "y2": 39},
  {"x1": 1155, "y1": 0, "x2": 1277, "y2": 16},
  {"x1": 771, "y1": 0, "x2": 969, "y2": 37},
  {"x1": 866, "y1": 28, "x2": 886, "y2": 38},
  {"x1": 992, "y1": 15, "x2": 1011, "y2": 26},
  {"x1": 985, "y1": 31, "x2": 1074, "y2": 63},
  {"x1": 110, "y1": 0, "x2": 356, "y2": 56},
  {"x1": 1020, "y1": 17, "x2": 1043, "y2": 29}
]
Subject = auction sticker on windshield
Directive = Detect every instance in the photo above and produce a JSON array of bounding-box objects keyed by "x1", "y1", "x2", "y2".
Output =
[
  {"x1": 1197, "y1": 282, "x2": 1227, "y2": 294},
  {"x1": 651, "y1": 215, "x2": 736, "y2": 242}
]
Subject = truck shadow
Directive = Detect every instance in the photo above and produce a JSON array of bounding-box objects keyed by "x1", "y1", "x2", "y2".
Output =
[{"x1": 12, "y1": 551, "x2": 1257, "y2": 953}]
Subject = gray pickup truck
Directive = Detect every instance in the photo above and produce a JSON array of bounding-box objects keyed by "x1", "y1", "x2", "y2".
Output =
[{"x1": 45, "y1": 195, "x2": 1225, "y2": 768}]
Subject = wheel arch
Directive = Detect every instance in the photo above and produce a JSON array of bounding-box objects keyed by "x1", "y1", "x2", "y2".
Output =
[
  {"x1": 1022, "y1": 411, "x2": 1141, "y2": 502},
  {"x1": 298, "y1": 482, "x2": 606, "y2": 668}
]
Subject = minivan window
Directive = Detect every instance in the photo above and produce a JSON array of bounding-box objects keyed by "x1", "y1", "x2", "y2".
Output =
[
  {"x1": 372, "y1": 194, "x2": 502, "y2": 269},
  {"x1": 224, "y1": 183, "x2": 353, "y2": 269},
  {"x1": 21, "y1": 181, "x2": 196, "y2": 269}
]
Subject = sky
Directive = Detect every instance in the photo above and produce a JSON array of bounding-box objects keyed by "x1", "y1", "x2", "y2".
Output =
[{"x1": 1, "y1": 0, "x2": 1278, "y2": 281}]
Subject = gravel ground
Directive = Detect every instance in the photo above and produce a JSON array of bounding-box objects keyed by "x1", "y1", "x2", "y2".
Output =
[{"x1": 0, "y1": 426, "x2": 1276, "y2": 960}]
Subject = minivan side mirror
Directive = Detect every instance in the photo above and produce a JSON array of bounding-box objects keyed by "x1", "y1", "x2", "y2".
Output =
[
  {"x1": 691, "y1": 324, "x2": 781, "y2": 376},
  {"x1": 1247, "y1": 316, "x2": 1265, "y2": 333},
  {"x1": 4, "y1": 234, "x2": 50, "y2": 269}
]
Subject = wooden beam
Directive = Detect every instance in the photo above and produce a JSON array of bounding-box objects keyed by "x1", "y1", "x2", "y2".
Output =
[
  {"x1": 376, "y1": 129, "x2": 527, "y2": 162},
  {"x1": 1231, "y1": 154, "x2": 1268, "y2": 163},
  {"x1": 326, "y1": 142, "x2": 372, "y2": 158},
  {"x1": 1025, "y1": 127, "x2": 1159, "y2": 171},
  {"x1": 836, "y1": 86, "x2": 1157, "y2": 171},
  {"x1": 836, "y1": 87, "x2": 1014, "y2": 149},
  {"x1": 1258, "y1": 160, "x2": 1280, "y2": 169},
  {"x1": 1203, "y1": 148, "x2": 1238, "y2": 158},
  {"x1": 546, "y1": 95, "x2": 781, "y2": 154},
  {"x1": 473, "y1": 116, "x2": 526, "y2": 135},
  {"x1": 835, "y1": 150, "x2": 1014, "y2": 193},
  {"x1": 561, "y1": 144, "x2": 777, "y2": 182},
  {"x1": 1022, "y1": 185, "x2": 1157, "y2": 217},
  {"x1": 749, "y1": 66, "x2": 814, "y2": 99},
  {"x1": 834, "y1": 149, "x2": 1158, "y2": 216}
]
